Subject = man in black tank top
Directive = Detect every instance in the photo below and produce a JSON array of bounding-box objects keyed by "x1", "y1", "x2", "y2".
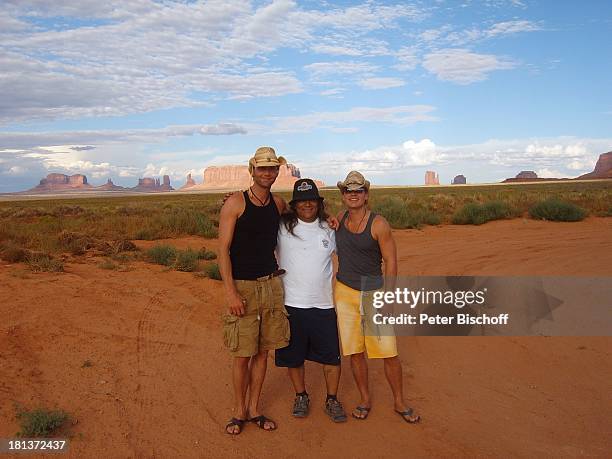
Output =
[
  {"x1": 334, "y1": 171, "x2": 421, "y2": 424},
  {"x1": 219, "y1": 147, "x2": 291, "y2": 435}
]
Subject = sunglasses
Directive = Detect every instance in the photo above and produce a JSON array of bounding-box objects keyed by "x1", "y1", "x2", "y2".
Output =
[{"x1": 342, "y1": 188, "x2": 366, "y2": 194}]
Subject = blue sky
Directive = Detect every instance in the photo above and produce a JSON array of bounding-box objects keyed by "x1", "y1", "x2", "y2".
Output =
[{"x1": 1, "y1": 0, "x2": 611, "y2": 191}]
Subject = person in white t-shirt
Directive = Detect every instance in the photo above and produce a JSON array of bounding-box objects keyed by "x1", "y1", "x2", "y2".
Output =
[{"x1": 275, "y1": 178, "x2": 347, "y2": 423}]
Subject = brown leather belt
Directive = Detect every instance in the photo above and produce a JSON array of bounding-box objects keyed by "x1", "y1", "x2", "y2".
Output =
[{"x1": 256, "y1": 269, "x2": 286, "y2": 281}]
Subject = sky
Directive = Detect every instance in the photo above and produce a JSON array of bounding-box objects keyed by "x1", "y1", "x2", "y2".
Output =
[{"x1": 1, "y1": 0, "x2": 611, "y2": 192}]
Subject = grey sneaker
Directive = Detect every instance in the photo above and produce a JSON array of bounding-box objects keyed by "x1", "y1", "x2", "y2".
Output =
[
  {"x1": 325, "y1": 398, "x2": 347, "y2": 423},
  {"x1": 292, "y1": 394, "x2": 310, "y2": 418}
]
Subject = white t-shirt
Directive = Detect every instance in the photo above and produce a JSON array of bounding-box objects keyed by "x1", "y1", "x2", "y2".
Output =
[{"x1": 276, "y1": 218, "x2": 336, "y2": 309}]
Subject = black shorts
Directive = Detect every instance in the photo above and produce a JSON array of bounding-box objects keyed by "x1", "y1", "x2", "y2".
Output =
[{"x1": 275, "y1": 306, "x2": 341, "y2": 367}]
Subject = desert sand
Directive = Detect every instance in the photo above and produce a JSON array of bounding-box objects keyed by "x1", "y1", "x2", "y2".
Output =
[{"x1": 1, "y1": 217, "x2": 611, "y2": 458}]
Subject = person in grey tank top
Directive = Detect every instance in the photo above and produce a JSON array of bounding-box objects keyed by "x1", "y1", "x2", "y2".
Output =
[{"x1": 334, "y1": 171, "x2": 421, "y2": 424}]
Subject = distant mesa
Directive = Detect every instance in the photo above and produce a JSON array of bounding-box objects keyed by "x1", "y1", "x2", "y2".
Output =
[
  {"x1": 517, "y1": 170, "x2": 538, "y2": 180},
  {"x1": 188, "y1": 163, "x2": 324, "y2": 190},
  {"x1": 502, "y1": 170, "x2": 554, "y2": 183},
  {"x1": 30, "y1": 173, "x2": 93, "y2": 192},
  {"x1": 452, "y1": 174, "x2": 466, "y2": 185},
  {"x1": 425, "y1": 170, "x2": 439, "y2": 185},
  {"x1": 132, "y1": 175, "x2": 174, "y2": 192},
  {"x1": 577, "y1": 151, "x2": 612, "y2": 179},
  {"x1": 95, "y1": 178, "x2": 127, "y2": 191},
  {"x1": 180, "y1": 173, "x2": 197, "y2": 190}
]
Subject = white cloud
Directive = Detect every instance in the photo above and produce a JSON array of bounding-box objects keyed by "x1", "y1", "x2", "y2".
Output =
[
  {"x1": 423, "y1": 48, "x2": 516, "y2": 84},
  {"x1": 267, "y1": 105, "x2": 438, "y2": 133},
  {"x1": 0, "y1": 123, "x2": 247, "y2": 149},
  {"x1": 358, "y1": 77, "x2": 405, "y2": 90},
  {"x1": 304, "y1": 61, "x2": 378, "y2": 78},
  {"x1": 536, "y1": 167, "x2": 566, "y2": 178}
]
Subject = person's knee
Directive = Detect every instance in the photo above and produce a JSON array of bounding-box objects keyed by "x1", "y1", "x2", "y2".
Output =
[
  {"x1": 350, "y1": 352, "x2": 366, "y2": 363},
  {"x1": 254, "y1": 349, "x2": 268, "y2": 360},
  {"x1": 233, "y1": 356, "x2": 250, "y2": 370}
]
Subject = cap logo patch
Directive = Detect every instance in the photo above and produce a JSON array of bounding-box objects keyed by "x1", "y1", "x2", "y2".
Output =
[{"x1": 297, "y1": 181, "x2": 313, "y2": 191}]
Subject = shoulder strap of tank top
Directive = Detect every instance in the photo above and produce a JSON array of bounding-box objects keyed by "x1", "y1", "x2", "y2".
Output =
[
  {"x1": 242, "y1": 190, "x2": 252, "y2": 209},
  {"x1": 340, "y1": 210, "x2": 349, "y2": 225},
  {"x1": 365, "y1": 211, "x2": 377, "y2": 233}
]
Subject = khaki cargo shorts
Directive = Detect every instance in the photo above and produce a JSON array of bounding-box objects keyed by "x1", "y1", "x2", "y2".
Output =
[{"x1": 222, "y1": 276, "x2": 290, "y2": 357}]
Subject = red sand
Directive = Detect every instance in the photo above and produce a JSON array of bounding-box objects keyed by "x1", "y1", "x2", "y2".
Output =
[{"x1": 1, "y1": 217, "x2": 611, "y2": 458}]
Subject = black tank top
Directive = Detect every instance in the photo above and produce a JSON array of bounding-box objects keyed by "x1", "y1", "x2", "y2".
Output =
[
  {"x1": 230, "y1": 190, "x2": 280, "y2": 280},
  {"x1": 336, "y1": 211, "x2": 383, "y2": 291}
]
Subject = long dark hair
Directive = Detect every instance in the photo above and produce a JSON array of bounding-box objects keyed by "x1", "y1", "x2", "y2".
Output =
[{"x1": 282, "y1": 199, "x2": 329, "y2": 236}]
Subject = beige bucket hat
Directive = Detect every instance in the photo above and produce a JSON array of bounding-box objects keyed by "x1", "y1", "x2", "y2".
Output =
[
  {"x1": 337, "y1": 170, "x2": 370, "y2": 191},
  {"x1": 248, "y1": 146, "x2": 287, "y2": 173}
]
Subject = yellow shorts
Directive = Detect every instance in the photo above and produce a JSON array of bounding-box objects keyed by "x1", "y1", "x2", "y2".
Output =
[
  {"x1": 334, "y1": 280, "x2": 397, "y2": 359},
  {"x1": 222, "y1": 276, "x2": 290, "y2": 357}
]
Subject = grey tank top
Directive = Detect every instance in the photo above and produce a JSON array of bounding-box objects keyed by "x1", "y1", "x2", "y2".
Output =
[{"x1": 336, "y1": 211, "x2": 383, "y2": 291}]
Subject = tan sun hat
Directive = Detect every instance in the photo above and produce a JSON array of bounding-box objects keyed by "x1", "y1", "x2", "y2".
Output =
[
  {"x1": 337, "y1": 170, "x2": 370, "y2": 191},
  {"x1": 248, "y1": 146, "x2": 287, "y2": 173}
]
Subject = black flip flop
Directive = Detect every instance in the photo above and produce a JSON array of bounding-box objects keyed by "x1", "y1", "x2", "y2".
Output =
[
  {"x1": 395, "y1": 408, "x2": 421, "y2": 424},
  {"x1": 351, "y1": 406, "x2": 371, "y2": 420},
  {"x1": 248, "y1": 415, "x2": 277, "y2": 431},
  {"x1": 225, "y1": 417, "x2": 246, "y2": 435}
]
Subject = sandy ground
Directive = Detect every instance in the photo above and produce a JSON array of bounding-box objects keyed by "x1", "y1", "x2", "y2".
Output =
[{"x1": 1, "y1": 217, "x2": 611, "y2": 458}]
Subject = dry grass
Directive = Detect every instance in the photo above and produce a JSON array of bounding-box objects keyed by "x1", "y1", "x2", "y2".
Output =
[{"x1": 0, "y1": 181, "x2": 609, "y2": 260}]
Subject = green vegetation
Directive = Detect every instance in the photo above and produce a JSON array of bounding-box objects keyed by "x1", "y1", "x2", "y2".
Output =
[
  {"x1": 452, "y1": 201, "x2": 514, "y2": 225},
  {"x1": 204, "y1": 262, "x2": 222, "y2": 280},
  {"x1": 25, "y1": 252, "x2": 64, "y2": 272},
  {"x1": 197, "y1": 247, "x2": 217, "y2": 260},
  {"x1": 174, "y1": 248, "x2": 199, "y2": 272},
  {"x1": 147, "y1": 245, "x2": 177, "y2": 266},
  {"x1": 0, "y1": 180, "x2": 608, "y2": 264},
  {"x1": 372, "y1": 195, "x2": 440, "y2": 229},
  {"x1": 15, "y1": 406, "x2": 69, "y2": 437},
  {"x1": 529, "y1": 197, "x2": 587, "y2": 222}
]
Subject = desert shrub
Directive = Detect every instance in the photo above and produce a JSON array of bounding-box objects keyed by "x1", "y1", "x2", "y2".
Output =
[
  {"x1": 53, "y1": 205, "x2": 85, "y2": 217},
  {"x1": 0, "y1": 242, "x2": 28, "y2": 263},
  {"x1": 26, "y1": 252, "x2": 64, "y2": 272},
  {"x1": 204, "y1": 262, "x2": 222, "y2": 280},
  {"x1": 372, "y1": 196, "x2": 440, "y2": 229},
  {"x1": 98, "y1": 259, "x2": 119, "y2": 270},
  {"x1": 147, "y1": 245, "x2": 176, "y2": 266},
  {"x1": 197, "y1": 247, "x2": 217, "y2": 260},
  {"x1": 452, "y1": 200, "x2": 513, "y2": 225},
  {"x1": 528, "y1": 198, "x2": 587, "y2": 222},
  {"x1": 16, "y1": 407, "x2": 69, "y2": 437},
  {"x1": 174, "y1": 249, "x2": 199, "y2": 272},
  {"x1": 57, "y1": 230, "x2": 94, "y2": 255}
]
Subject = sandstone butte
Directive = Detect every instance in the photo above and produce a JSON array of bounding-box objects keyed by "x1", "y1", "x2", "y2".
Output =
[
  {"x1": 425, "y1": 170, "x2": 440, "y2": 185},
  {"x1": 577, "y1": 151, "x2": 612, "y2": 179},
  {"x1": 183, "y1": 163, "x2": 324, "y2": 190},
  {"x1": 452, "y1": 174, "x2": 467, "y2": 185},
  {"x1": 27, "y1": 174, "x2": 173, "y2": 193}
]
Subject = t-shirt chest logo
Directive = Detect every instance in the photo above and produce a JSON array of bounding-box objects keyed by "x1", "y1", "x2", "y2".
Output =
[{"x1": 321, "y1": 239, "x2": 329, "y2": 249}]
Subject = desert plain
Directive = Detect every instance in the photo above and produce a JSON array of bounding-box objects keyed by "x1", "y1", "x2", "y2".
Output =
[{"x1": 1, "y1": 181, "x2": 611, "y2": 458}]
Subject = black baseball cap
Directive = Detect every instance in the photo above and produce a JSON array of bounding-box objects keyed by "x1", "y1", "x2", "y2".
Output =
[{"x1": 290, "y1": 178, "x2": 324, "y2": 205}]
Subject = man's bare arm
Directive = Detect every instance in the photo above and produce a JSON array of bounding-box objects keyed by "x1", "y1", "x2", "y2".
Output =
[
  {"x1": 372, "y1": 216, "x2": 398, "y2": 278},
  {"x1": 218, "y1": 193, "x2": 246, "y2": 316}
]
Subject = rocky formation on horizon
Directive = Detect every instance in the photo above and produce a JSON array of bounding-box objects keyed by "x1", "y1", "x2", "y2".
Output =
[
  {"x1": 425, "y1": 170, "x2": 439, "y2": 185},
  {"x1": 452, "y1": 174, "x2": 466, "y2": 185},
  {"x1": 131, "y1": 175, "x2": 174, "y2": 192},
  {"x1": 189, "y1": 164, "x2": 323, "y2": 190},
  {"x1": 180, "y1": 173, "x2": 197, "y2": 190},
  {"x1": 29, "y1": 173, "x2": 93, "y2": 192},
  {"x1": 577, "y1": 151, "x2": 612, "y2": 179},
  {"x1": 95, "y1": 179, "x2": 127, "y2": 191}
]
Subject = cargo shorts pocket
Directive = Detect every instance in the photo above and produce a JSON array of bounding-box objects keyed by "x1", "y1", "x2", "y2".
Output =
[{"x1": 222, "y1": 314, "x2": 240, "y2": 352}]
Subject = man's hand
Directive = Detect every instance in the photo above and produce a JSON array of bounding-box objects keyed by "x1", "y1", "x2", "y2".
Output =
[
  {"x1": 222, "y1": 190, "x2": 237, "y2": 205},
  {"x1": 228, "y1": 291, "x2": 246, "y2": 316}
]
